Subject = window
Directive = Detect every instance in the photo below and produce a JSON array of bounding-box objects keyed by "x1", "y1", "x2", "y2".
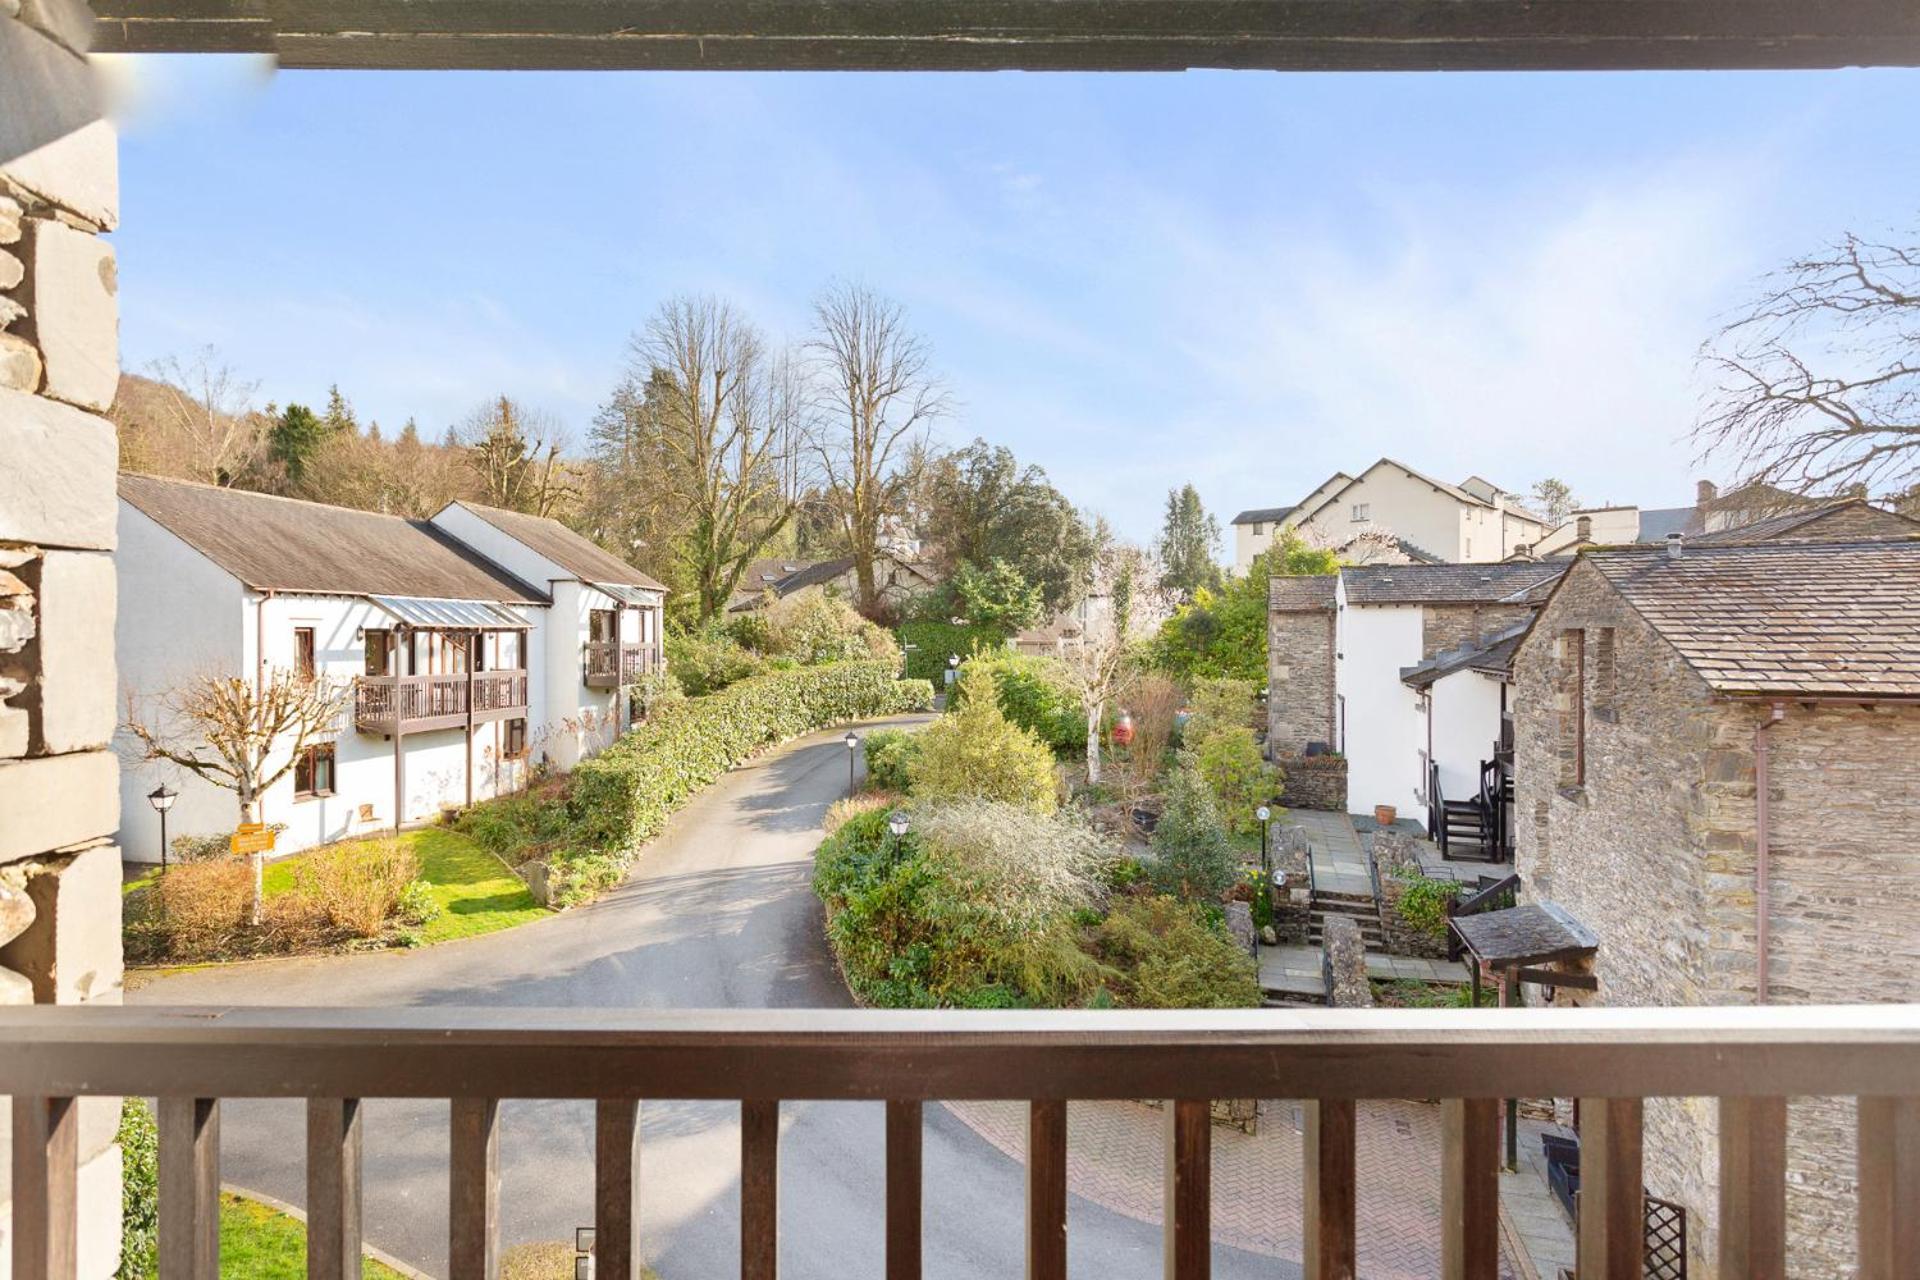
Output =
[
  {"x1": 1252, "y1": 521, "x2": 1265, "y2": 536},
  {"x1": 504, "y1": 717, "x2": 528, "y2": 759},
  {"x1": 294, "y1": 627, "x2": 316, "y2": 679},
  {"x1": 1559, "y1": 629, "x2": 1586, "y2": 788},
  {"x1": 1352, "y1": 502, "x2": 1370, "y2": 522},
  {"x1": 364, "y1": 628, "x2": 392, "y2": 676},
  {"x1": 294, "y1": 742, "x2": 336, "y2": 798},
  {"x1": 589, "y1": 608, "x2": 618, "y2": 644}
]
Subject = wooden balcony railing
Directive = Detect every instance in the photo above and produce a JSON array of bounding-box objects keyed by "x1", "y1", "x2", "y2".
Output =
[
  {"x1": 583, "y1": 641, "x2": 664, "y2": 689},
  {"x1": 353, "y1": 670, "x2": 528, "y2": 734},
  {"x1": 3, "y1": 1006, "x2": 1918, "y2": 1280}
]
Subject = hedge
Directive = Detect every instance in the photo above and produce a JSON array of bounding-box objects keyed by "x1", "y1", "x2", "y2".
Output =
[
  {"x1": 569, "y1": 661, "x2": 934, "y2": 853},
  {"x1": 895, "y1": 621, "x2": 1010, "y2": 681}
]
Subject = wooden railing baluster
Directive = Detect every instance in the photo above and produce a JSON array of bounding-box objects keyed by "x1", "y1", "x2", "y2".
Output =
[
  {"x1": 1163, "y1": 1099, "x2": 1211, "y2": 1280},
  {"x1": 1027, "y1": 1100, "x2": 1068, "y2": 1280},
  {"x1": 596, "y1": 1099, "x2": 643, "y2": 1280},
  {"x1": 160, "y1": 1097, "x2": 221, "y2": 1280},
  {"x1": 307, "y1": 1098, "x2": 363, "y2": 1280},
  {"x1": 1303, "y1": 1099, "x2": 1357, "y2": 1280},
  {"x1": 1859, "y1": 1096, "x2": 1920, "y2": 1278},
  {"x1": 1440, "y1": 1098, "x2": 1498, "y2": 1280},
  {"x1": 1719, "y1": 1096, "x2": 1786, "y2": 1279},
  {"x1": 1575, "y1": 1097, "x2": 1644, "y2": 1280},
  {"x1": 449, "y1": 1098, "x2": 500, "y2": 1280},
  {"x1": 742, "y1": 1099, "x2": 779, "y2": 1280},
  {"x1": 11, "y1": 1094, "x2": 78, "y2": 1280},
  {"x1": 886, "y1": 1100, "x2": 922, "y2": 1280}
]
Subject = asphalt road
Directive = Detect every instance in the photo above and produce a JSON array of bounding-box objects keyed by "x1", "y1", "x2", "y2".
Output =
[{"x1": 135, "y1": 718, "x2": 1284, "y2": 1279}]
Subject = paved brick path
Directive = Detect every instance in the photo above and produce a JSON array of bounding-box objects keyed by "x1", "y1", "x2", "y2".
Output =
[{"x1": 946, "y1": 1097, "x2": 1517, "y2": 1278}]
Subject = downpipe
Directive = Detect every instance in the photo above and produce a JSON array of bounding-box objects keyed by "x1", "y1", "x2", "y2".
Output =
[{"x1": 1753, "y1": 701, "x2": 1785, "y2": 1006}]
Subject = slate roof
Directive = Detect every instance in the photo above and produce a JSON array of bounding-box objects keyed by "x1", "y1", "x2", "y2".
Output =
[
  {"x1": 1231, "y1": 505, "x2": 1298, "y2": 526},
  {"x1": 1688, "y1": 499, "x2": 1920, "y2": 546},
  {"x1": 1400, "y1": 623, "x2": 1529, "y2": 688},
  {"x1": 1635, "y1": 506, "x2": 1695, "y2": 542},
  {"x1": 120, "y1": 473, "x2": 547, "y2": 604},
  {"x1": 1342, "y1": 560, "x2": 1567, "y2": 606},
  {"x1": 452, "y1": 501, "x2": 666, "y2": 591},
  {"x1": 1451, "y1": 902, "x2": 1598, "y2": 968},
  {"x1": 1583, "y1": 541, "x2": 1920, "y2": 697},
  {"x1": 1268, "y1": 575, "x2": 1338, "y2": 611}
]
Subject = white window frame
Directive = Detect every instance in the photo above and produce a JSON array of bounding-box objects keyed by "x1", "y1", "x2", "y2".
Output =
[{"x1": 1351, "y1": 502, "x2": 1370, "y2": 522}]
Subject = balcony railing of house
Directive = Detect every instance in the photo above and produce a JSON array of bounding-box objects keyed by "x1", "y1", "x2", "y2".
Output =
[
  {"x1": 583, "y1": 641, "x2": 665, "y2": 689},
  {"x1": 4, "y1": 1006, "x2": 1918, "y2": 1280},
  {"x1": 353, "y1": 670, "x2": 529, "y2": 735}
]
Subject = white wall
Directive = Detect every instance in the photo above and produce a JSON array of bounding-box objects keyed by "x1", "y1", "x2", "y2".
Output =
[
  {"x1": 1428, "y1": 667, "x2": 1505, "y2": 803},
  {"x1": 1335, "y1": 593, "x2": 1427, "y2": 818},
  {"x1": 115, "y1": 502, "x2": 248, "y2": 863},
  {"x1": 1233, "y1": 521, "x2": 1273, "y2": 572},
  {"x1": 1301, "y1": 466, "x2": 1468, "y2": 562}
]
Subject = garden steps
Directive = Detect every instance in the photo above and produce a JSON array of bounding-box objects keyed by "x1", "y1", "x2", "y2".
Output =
[{"x1": 1306, "y1": 889, "x2": 1385, "y2": 949}]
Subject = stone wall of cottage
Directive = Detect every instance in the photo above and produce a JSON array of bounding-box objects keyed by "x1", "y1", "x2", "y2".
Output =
[
  {"x1": 1511, "y1": 558, "x2": 1721, "y2": 1275},
  {"x1": 1420, "y1": 601, "x2": 1535, "y2": 661},
  {"x1": 1514, "y1": 559, "x2": 1920, "y2": 1278},
  {"x1": 1266, "y1": 604, "x2": 1336, "y2": 752},
  {"x1": 1273, "y1": 751, "x2": 1346, "y2": 812},
  {"x1": 1775, "y1": 502, "x2": 1918, "y2": 542},
  {"x1": 0, "y1": 6, "x2": 125, "y2": 1272}
]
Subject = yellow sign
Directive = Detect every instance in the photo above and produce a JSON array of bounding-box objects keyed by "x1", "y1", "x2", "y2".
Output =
[{"x1": 230, "y1": 823, "x2": 276, "y2": 855}]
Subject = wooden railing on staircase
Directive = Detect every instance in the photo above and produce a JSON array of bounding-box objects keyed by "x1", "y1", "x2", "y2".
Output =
[{"x1": 4, "y1": 1006, "x2": 1920, "y2": 1280}]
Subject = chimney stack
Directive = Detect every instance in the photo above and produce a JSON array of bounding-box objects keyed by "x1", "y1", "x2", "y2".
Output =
[
  {"x1": 1667, "y1": 532, "x2": 1684, "y2": 560},
  {"x1": 1696, "y1": 479, "x2": 1719, "y2": 506},
  {"x1": 1576, "y1": 515, "x2": 1592, "y2": 541}
]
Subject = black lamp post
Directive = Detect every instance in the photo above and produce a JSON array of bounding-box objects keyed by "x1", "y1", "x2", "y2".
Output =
[
  {"x1": 148, "y1": 783, "x2": 178, "y2": 870},
  {"x1": 1256, "y1": 804, "x2": 1272, "y2": 879},
  {"x1": 888, "y1": 810, "x2": 910, "y2": 855},
  {"x1": 844, "y1": 730, "x2": 860, "y2": 794}
]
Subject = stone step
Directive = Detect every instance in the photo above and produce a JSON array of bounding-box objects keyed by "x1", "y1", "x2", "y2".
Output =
[{"x1": 1313, "y1": 889, "x2": 1377, "y2": 909}]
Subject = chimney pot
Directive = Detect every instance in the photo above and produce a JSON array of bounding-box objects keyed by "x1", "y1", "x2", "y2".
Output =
[
  {"x1": 1576, "y1": 515, "x2": 1592, "y2": 540},
  {"x1": 1696, "y1": 479, "x2": 1719, "y2": 506},
  {"x1": 1667, "y1": 532, "x2": 1684, "y2": 560}
]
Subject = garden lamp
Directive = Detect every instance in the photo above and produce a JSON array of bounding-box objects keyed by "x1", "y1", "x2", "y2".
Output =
[
  {"x1": 1256, "y1": 804, "x2": 1272, "y2": 878},
  {"x1": 845, "y1": 731, "x2": 860, "y2": 793},
  {"x1": 148, "y1": 783, "x2": 178, "y2": 870},
  {"x1": 889, "y1": 811, "x2": 910, "y2": 840}
]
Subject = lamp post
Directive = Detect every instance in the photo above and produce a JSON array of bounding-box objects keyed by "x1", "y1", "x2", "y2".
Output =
[
  {"x1": 147, "y1": 784, "x2": 178, "y2": 871},
  {"x1": 888, "y1": 810, "x2": 910, "y2": 855},
  {"x1": 844, "y1": 730, "x2": 860, "y2": 794},
  {"x1": 1256, "y1": 804, "x2": 1272, "y2": 879}
]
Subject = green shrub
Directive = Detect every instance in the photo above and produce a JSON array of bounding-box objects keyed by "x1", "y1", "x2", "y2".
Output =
[
  {"x1": 569, "y1": 660, "x2": 931, "y2": 854},
  {"x1": 909, "y1": 668, "x2": 1059, "y2": 813},
  {"x1": 951, "y1": 652, "x2": 1083, "y2": 753},
  {"x1": 951, "y1": 558, "x2": 1046, "y2": 632},
  {"x1": 119, "y1": 1100, "x2": 157, "y2": 1279},
  {"x1": 627, "y1": 669, "x2": 685, "y2": 721},
  {"x1": 455, "y1": 777, "x2": 574, "y2": 866},
  {"x1": 763, "y1": 592, "x2": 902, "y2": 667},
  {"x1": 895, "y1": 620, "x2": 1009, "y2": 681},
  {"x1": 1184, "y1": 676, "x2": 1260, "y2": 743},
  {"x1": 1086, "y1": 895, "x2": 1261, "y2": 1008},
  {"x1": 1190, "y1": 725, "x2": 1279, "y2": 834},
  {"x1": 864, "y1": 727, "x2": 922, "y2": 793},
  {"x1": 1394, "y1": 869, "x2": 1460, "y2": 941},
  {"x1": 665, "y1": 621, "x2": 762, "y2": 695},
  {"x1": 1148, "y1": 760, "x2": 1239, "y2": 901}
]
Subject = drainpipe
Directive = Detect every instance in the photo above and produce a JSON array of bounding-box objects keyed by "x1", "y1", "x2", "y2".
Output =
[
  {"x1": 255, "y1": 589, "x2": 276, "y2": 694},
  {"x1": 1752, "y1": 701, "x2": 1785, "y2": 1005}
]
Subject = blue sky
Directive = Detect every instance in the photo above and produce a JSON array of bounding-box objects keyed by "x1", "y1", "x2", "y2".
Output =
[{"x1": 106, "y1": 60, "x2": 1920, "y2": 544}]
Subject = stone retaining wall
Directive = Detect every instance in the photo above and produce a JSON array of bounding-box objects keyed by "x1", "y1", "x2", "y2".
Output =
[
  {"x1": 1370, "y1": 830, "x2": 1452, "y2": 961},
  {"x1": 1, "y1": 8, "x2": 127, "y2": 1270},
  {"x1": 1267, "y1": 825, "x2": 1312, "y2": 944},
  {"x1": 1321, "y1": 914, "x2": 1372, "y2": 1008},
  {"x1": 1274, "y1": 751, "x2": 1346, "y2": 812}
]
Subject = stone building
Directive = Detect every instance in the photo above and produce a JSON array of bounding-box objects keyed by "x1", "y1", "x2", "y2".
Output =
[
  {"x1": 1510, "y1": 537, "x2": 1920, "y2": 1277},
  {"x1": 1, "y1": 3, "x2": 127, "y2": 1268}
]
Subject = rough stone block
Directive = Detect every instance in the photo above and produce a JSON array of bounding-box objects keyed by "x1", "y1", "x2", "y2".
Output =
[
  {"x1": 0, "y1": 841, "x2": 123, "y2": 1003},
  {"x1": 0, "y1": 194, "x2": 19, "y2": 244},
  {"x1": 0, "y1": 15, "x2": 102, "y2": 199},
  {"x1": 0, "y1": 329, "x2": 39, "y2": 392},
  {"x1": 0, "y1": 751, "x2": 115, "y2": 862},
  {"x1": 0, "y1": 245, "x2": 20, "y2": 288},
  {"x1": 0, "y1": 294, "x2": 22, "y2": 328},
  {"x1": 34, "y1": 550, "x2": 113, "y2": 753},
  {"x1": 1, "y1": 118, "x2": 117, "y2": 233},
  {"x1": 0, "y1": 386, "x2": 117, "y2": 548},
  {"x1": 18, "y1": 0, "x2": 94, "y2": 54},
  {"x1": 19, "y1": 216, "x2": 115, "y2": 410},
  {"x1": 0, "y1": 706, "x2": 24, "y2": 756}
]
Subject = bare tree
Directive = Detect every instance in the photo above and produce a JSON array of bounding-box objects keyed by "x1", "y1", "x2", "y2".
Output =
[
  {"x1": 618, "y1": 297, "x2": 803, "y2": 620},
  {"x1": 1695, "y1": 230, "x2": 1920, "y2": 499},
  {"x1": 138, "y1": 348, "x2": 268, "y2": 485},
  {"x1": 806, "y1": 282, "x2": 950, "y2": 615},
  {"x1": 1060, "y1": 540, "x2": 1177, "y2": 786},
  {"x1": 457, "y1": 395, "x2": 576, "y2": 517},
  {"x1": 125, "y1": 668, "x2": 347, "y2": 826}
]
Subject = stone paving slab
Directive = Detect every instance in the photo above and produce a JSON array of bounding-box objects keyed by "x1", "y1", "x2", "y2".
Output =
[{"x1": 945, "y1": 1097, "x2": 1518, "y2": 1278}]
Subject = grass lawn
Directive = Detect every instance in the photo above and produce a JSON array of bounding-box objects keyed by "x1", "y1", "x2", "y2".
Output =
[
  {"x1": 221, "y1": 1192, "x2": 408, "y2": 1279},
  {"x1": 258, "y1": 827, "x2": 548, "y2": 944}
]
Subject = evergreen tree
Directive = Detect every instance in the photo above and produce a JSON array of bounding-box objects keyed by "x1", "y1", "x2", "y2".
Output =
[
  {"x1": 1155, "y1": 484, "x2": 1221, "y2": 599},
  {"x1": 267, "y1": 403, "x2": 328, "y2": 485}
]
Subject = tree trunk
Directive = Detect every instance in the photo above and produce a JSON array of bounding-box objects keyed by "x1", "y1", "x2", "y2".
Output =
[{"x1": 1085, "y1": 705, "x2": 1102, "y2": 786}]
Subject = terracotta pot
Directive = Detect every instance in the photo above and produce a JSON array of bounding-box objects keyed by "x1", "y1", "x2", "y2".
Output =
[
  {"x1": 1374, "y1": 804, "x2": 1397, "y2": 827},
  {"x1": 1110, "y1": 711, "x2": 1135, "y2": 748}
]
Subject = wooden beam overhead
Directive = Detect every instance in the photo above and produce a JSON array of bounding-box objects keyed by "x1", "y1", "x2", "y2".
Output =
[{"x1": 87, "y1": 0, "x2": 1920, "y2": 72}]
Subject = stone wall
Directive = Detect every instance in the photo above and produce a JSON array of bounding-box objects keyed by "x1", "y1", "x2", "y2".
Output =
[
  {"x1": 1268, "y1": 825, "x2": 1312, "y2": 944},
  {"x1": 1321, "y1": 913, "x2": 1372, "y2": 1007},
  {"x1": 1421, "y1": 602, "x2": 1536, "y2": 661},
  {"x1": 1274, "y1": 751, "x2": 1346, "y2": 812},
  {"x1": 1370, "y1": 829, "x2": 1451, "y2": 960},
  {"x1": 0, "y1": 7, "x2": 125, "y2": 1273},
  {"x1": 1266, "y1": 591, "x2": 1336, "y2": 753},
  {"x1": 1509, "y1": 557, "x2": 1920, "y2": 1278}
]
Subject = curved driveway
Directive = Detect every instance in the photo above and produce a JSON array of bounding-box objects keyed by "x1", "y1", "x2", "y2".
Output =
[{"x1": 136, "y1": 719, "x2": 1287, "y2": 1279}]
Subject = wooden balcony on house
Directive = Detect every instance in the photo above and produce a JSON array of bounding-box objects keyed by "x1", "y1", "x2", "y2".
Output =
[
  {"x1": 3, "y1": 1005, "x2": 1918, "y2": 1279},
  {"x1": 353, "y1": 670, "x2": 529, "y2": 735},
  {"x1": 583, "y1": 641, "x2": 664, "y2": 689}
]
